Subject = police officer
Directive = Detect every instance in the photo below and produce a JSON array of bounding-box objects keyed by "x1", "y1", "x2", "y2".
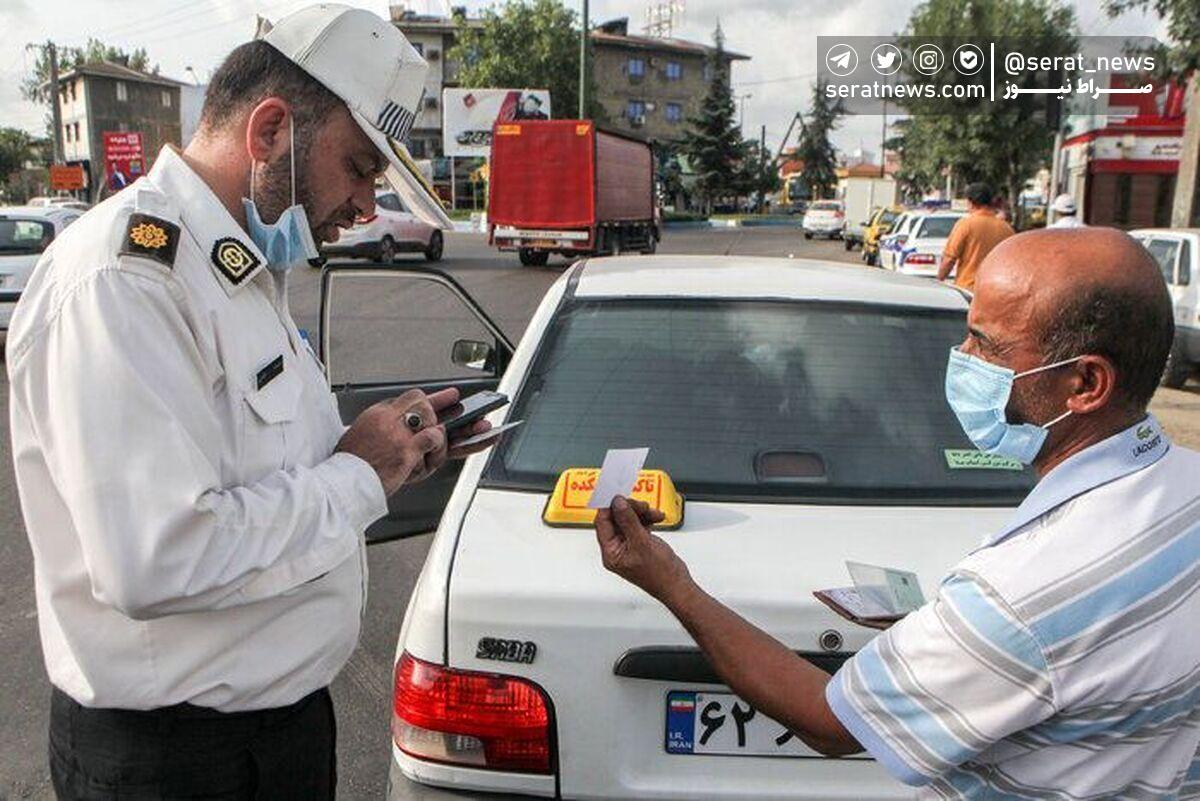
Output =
[{"x1": 7, "y1": 5, "x2": 489, "y2": 798}]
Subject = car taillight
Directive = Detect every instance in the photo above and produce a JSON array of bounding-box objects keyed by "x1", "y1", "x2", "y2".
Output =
[
  {"x1": 905, "y1": 253, "x2": 936, "y2": 265},
  {"x1": 392, "y1": 652, "x2": 553, "y2": 774}
]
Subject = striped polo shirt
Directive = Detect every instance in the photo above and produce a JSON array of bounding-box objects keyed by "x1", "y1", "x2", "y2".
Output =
[{"x1": 827, "y1": 416, "x2": 1200, "y2": 799}]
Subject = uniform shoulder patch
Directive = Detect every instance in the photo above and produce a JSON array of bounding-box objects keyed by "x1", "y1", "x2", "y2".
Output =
[
  {"x1": 211, "y1": 237, "x2": 260, "y2": 285},
  {"x1": 119, "y1": 213, "x2": 180, "y2": 268}
]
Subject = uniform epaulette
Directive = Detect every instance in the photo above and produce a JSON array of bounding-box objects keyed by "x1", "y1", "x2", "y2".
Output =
[{"x1": 118, "y1": 212, "x2": 180, "y2": 269}]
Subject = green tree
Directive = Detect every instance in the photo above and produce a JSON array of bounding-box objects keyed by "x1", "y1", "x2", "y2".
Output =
[
  {"x1": 0, "y1": 128, "x2": 38, "y2": 182},
  {"x1": 795, "y1": 81, "x2": 841, "y2": 200},
  {"x1": 22, "y1": 39, "x2": 157, "y2": 104},
  {"x1": 897, "y1": 0, "x2": 1078, "y2": 215},
  {"x1": 681, "y1": 25, "x2": 746, "y2": 213},
  {"x1": 449, "y1": 0, "x2": 602, "y2": 120},
  {"x1": 1104, "y1": 0, "x2": 1198, "y2": 76}
]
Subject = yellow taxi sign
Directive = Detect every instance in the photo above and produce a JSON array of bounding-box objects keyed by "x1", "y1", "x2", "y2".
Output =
[
  {"x1": 543, "y1": 468, "x2": 684, "y2": 529},
  {"x1": 495, "y1": 124, "x2": 522, "y2": 136}
]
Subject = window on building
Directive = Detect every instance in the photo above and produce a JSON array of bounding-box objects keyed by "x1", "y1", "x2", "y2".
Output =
[
  {"x1": 161, "y1": 90, "x2": 172, "y2": 108},
  {"x1": 73, "y1": 122, "x2": 80, "y2": 142},
  {"x1": 627, "y1": 58, "x2": 646, "y2": 78},
  {"x1": 71, "y1": 82, "x2": 77, "y2": 101},
  {"x1": 666, "y1": 61, "x2": 682, "y2": 80},
  {"x1": 626, "y1": 99, "x2": 646, "y2": 121},
  {"x1": 116, "y1": 81, "x2": 128, "y2": 102},
  {"x1": 64, "y1": 125, "x2": 71, "y2": 143},
  {"x1": 666, "y1": 102, "x2": 682, "y2": 123},
  {"x1": 703, "y1": 62, "x2": 714, "y2": 82}
]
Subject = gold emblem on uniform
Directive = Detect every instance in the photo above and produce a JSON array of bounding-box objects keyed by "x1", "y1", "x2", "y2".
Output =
[
  {"x1": 119, "y1": 213, "x2": 179, "y2": 269},
  {"x1": 210, "y1": 237, "x2": 261, "y2": 285},
  {"x1": 128, "y1": 222, "x2": 169, "y2": 250}
]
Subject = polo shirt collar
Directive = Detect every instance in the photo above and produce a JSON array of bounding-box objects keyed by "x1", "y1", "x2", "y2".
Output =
[
  {"x1": 147, "y1": 146, "x2": 267, "y2": 296},
  {"x1": 980, "y1": 415, "x2": 1170, "y2": 549}
]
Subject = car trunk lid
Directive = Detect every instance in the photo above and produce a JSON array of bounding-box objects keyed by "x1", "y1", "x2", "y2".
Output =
[{"x1": 447, "y1": 487, "x2": 1012, "y2": 799}]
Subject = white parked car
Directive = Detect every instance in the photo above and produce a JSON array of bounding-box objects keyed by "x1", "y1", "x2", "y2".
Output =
[
  {"x1": 896, "y1": 212, "x2": 965, "y2": 278},
  {"x1": 319, "y1": 188, "x2": 444, "y2": 264},
  {"x1": 1132, "y1": 228, "x2": 1198, "y2": 388},
  {"x1": 1, "y1": 205, "x2": 84, "y2": 335},
  {"x1": 317, "y1": 256, "x2": 1035, "y2": 800},
  {"x1": 877, "y1": 211, "x2": 924, "y2": 271},
  {"x1": 801, "y1": 200, "x2": 844, "y2": 240},
  {"x1": 25, "y1": 195, "x2": 91, "y2": 211}
]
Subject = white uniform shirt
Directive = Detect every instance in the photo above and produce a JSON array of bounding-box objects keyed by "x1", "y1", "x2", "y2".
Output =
[
  {"x1": 6, "y1": 147, "x2": 388, "y2": 712},
  {"x1": 1050, "y1": 215, "x2": 1084, "y2": 228},
  {"x1": 828, "y1": 416, "x2": 1200, "y2": 799}
]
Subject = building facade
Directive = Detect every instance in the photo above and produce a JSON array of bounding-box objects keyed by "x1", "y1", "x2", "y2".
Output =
[
  {"x1": 590, "y1": 19, "x2": 748, "y2": 144},
  {"x1": 57, "y1": 61, "x2": 184, "y2": 202},
  {"x1": 1056, "y1": 76, "x2": 1191, "y2": 229},
  {"x1": 391, "y1": 8, "x2": 483, "y2": 161}
]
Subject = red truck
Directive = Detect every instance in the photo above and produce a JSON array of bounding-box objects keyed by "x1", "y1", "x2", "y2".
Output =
[{"x1": 487, "y1": 119, "x2": 659, "y2": 266}]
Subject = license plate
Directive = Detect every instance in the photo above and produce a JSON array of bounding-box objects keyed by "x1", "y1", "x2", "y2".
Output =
[
  {"x1": 665, "y1": 691, "x2": 817, "y2": 757},
  {"x1": 528, "y1": 239, "x2": 556, "y2": 248}
]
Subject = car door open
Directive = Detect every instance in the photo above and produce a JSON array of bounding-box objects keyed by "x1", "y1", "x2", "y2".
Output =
[{"x1": 319, "y1": 263, "x2": 514, "y2": 543}]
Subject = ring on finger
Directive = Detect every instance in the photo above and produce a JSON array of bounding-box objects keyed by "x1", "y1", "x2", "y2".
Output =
[{"x1": 403, "y1": 411, "x2": 424, "y2": 431}]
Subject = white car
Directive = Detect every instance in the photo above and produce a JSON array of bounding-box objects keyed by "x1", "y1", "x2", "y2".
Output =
[
  {"x1": 25, "y1": 195, "x2": 91, "y2": 211},
  {"x1": 1132, "y1": 228, "x2": 1199, "y2": 388},
  {"x1": 317, "y1": 256, "x2": 1035, "y2": 800},
  {"x1": 319, "y1": 188, "x2": 444, "y2": 264},
  {"x1": 801, "y1": 200, "x2": 844, "y2": 240},
  {"x1": 877, "y1": 211, "x2": 924, "y2": 271},
  {"x1": 896, "y1": 212, "x2": 965, "y2": 278},
  {"x1": 1, "y1": 205, "x2": 84, "y2": 335}
]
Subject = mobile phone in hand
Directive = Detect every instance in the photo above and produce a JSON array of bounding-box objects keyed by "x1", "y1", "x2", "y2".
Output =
[{"x1": 438, "y1": 390, "x2": 509, "y2": 434}]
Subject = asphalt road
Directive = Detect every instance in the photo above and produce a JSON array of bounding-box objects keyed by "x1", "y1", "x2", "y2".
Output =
[{"x1": 2, "y1": 227, "x2": 1197, "y2": 800}]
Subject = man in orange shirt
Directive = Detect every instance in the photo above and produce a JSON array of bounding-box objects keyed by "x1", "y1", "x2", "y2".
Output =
[{"x1": 938, "y1": 182, "x2": 1015, "y2": 290}]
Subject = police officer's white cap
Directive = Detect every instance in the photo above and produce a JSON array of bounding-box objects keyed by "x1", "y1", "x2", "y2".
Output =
[
  {"x1": 258, "y1": 4, "x2": 451, "y2": 229},
  {"x1": 1052, "y1": 193, "x2": 1077, "y2": 215}
]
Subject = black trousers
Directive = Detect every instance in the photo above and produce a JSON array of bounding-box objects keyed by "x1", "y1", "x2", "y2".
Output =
[{"x1": 48, "y1": 686, "x2": 336, "y2": 800}]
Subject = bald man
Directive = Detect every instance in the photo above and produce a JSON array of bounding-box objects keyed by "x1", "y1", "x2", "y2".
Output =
[{"x1": 594, "y1": 229, "x2": 1200, "y2": 798}]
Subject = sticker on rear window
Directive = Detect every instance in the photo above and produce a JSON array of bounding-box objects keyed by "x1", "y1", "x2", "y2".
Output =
[{"x1": 944, "y1": 449, "x2": 1024, "y2": 471}]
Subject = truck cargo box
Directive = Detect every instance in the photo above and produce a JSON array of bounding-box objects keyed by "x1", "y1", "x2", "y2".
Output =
[{"x1": 488, "y1": 120, "x2": 653, "y2": 230}]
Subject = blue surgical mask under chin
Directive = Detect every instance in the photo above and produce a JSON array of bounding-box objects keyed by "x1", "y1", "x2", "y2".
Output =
[
  {"x1": 944, "y1": 348, "x2": 1081, "y2": 465},
  {"x1": 242, "y1": 117, "x2": 318, "y2": 274}
]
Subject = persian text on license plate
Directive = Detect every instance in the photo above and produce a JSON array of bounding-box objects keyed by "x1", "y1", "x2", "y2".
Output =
[{"x1": 664, "y1": 691, "x2": 818, "y2": 757}]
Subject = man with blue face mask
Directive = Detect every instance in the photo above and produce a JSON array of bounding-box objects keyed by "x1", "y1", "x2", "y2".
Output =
[
  {"x1": 6, "y1": 6, "x2": 497, "y2": 799},
  {"x1": 591, "y1": 227, "x2": 1200, "y2": 799}
]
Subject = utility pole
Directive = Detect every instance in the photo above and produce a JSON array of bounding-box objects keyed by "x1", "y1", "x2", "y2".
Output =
[
  {"x1": 880, "y1": 97, "x2": 887, "y2": 179},
  {"x1": 759, "y1": 124, "x2": 767, "y2": 214},
  {"x1": 1172, "y1": 75, "x2": 1200, "y2": 228},
  {"x1": 27, "y1": 41, "x2": 65, "y2": 163},
  {"x1": 578, "y1": 0, "x2": 589, "y2": 119}
]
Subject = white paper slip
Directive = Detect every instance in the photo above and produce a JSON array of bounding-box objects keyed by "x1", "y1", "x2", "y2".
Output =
[
  {"x1": 452, "y1": 420, "x2": 524, "y2": 448},
  {"x1": 587, "y1": 447, "x2": 650, "y2": 509}
]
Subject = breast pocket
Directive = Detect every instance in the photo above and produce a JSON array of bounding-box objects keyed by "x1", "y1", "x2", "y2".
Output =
[{"x1": 241, "y1": 364, "x2": 305, "y2": 474}]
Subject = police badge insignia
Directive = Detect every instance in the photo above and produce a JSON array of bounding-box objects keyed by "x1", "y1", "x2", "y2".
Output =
[
  {"x1": 119, "y1": 213, "x2": 180, "y2": 268},
  {"x1": 211, "y1": 237, "x2": 261, "y2": 285}
]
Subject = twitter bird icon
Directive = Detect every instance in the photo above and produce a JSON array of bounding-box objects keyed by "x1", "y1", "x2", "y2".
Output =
[{"x1": 872, "y1": 44, "x2": 903, "y2": 75}]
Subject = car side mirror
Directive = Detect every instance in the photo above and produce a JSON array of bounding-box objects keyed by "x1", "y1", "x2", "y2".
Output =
[{"x1": 452, "y1": 339, "x2": 495, "y2": 372}]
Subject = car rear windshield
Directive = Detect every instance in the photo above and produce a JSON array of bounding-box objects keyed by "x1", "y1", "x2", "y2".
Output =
[
  {"x1": 483, "y1": 299, "x2": 1035, "y2": 505},
  {"x1": 878, "y1": 210, "x2": 899, "y2": 226},
  {"x1": 0, "y1": 218, "x2": 53, "y2": 255},
  {"x1": 916, "y1": 217, "x2": 959, "y2": 239},
  {"x1": 810, "y1": 202, "x2": 841, "y2": 212}
]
